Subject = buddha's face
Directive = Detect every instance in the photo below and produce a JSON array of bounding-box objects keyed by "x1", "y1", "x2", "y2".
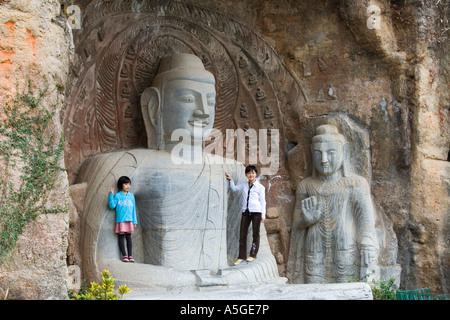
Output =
[
  {"x1": 312, "y1": 140, "x2": 344, "y2": 176},
  {"x1": 162, "y1": 79, "x2": 216, "y2": 141}
]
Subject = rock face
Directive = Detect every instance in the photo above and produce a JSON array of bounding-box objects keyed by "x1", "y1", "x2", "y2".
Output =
[
  {"x1": 63, "y1": 0, "x2": 448, "y2": 295},
  {"x1": 0, "y1": 0, "x2": 448, "y2": 298},
  {"x1": 0, "y1": 0, "x2": 71, "y2": 299}
]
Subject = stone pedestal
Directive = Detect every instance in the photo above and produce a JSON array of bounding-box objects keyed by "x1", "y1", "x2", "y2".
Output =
[{"x1": 124, "y1": 282, "x2": 374, "y2": 300}]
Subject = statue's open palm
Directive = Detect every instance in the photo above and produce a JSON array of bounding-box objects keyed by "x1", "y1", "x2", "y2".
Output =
[{"x1": 301, "y1": 196, "x2": 322, "y2": 226}]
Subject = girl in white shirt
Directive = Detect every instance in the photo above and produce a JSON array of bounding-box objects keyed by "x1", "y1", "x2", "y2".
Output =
[{"x1": 225, "y1": 165, "x2": 266, "y2": 265}]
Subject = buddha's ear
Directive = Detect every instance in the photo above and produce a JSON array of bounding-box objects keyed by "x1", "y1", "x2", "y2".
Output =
[
  {"x1": 342, "y1": 143, "x2": 351, "y2": 177},
  {"x1": 140, "y1": 87, "x2": 161, "y2": 149},
  {"x1": 141, "y1": 87, "x2": 160, "y2": 126}
]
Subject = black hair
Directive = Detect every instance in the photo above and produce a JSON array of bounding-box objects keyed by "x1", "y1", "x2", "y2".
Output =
[
  {"x1": 245, "y1": 165, "x2": 258, "y2": 174},
  {"x1": 117, "y1": 176, "x2": 131, "y2": 191}
]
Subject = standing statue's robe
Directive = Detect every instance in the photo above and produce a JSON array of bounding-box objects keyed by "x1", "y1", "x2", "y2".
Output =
[{"x1": 287, "y1": 174, "x2": 377, "y2": 284}]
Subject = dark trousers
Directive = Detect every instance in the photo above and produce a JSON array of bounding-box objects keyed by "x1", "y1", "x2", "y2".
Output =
[
  {"x1": 238, "y1": 212, "x2": 261, "y2": 259},
  {"x1": 118, "y1": 233, "x2": 132, "y2": 257}
]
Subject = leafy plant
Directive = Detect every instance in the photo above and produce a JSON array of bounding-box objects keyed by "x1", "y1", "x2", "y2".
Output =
[
  {"x1": 67, "y1": 278, "x2": 89, "y2": 300},
  {"x1": 369, "y1": 278, "x2": 397, "y2": 300},
  {"x1": 347, "y1": 265, "x2": 397, "y2": 300},
  {"x1": 0, "y1": 80, "x2": 67, "y2": 263},
  {"x1": 70, "y1": 269, "x2": 131, "y2": 300}
]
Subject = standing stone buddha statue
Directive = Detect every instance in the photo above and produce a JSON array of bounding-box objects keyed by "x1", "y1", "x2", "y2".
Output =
[{"x1": 287, "y1": 124, "x2": 379, "y2": 284}]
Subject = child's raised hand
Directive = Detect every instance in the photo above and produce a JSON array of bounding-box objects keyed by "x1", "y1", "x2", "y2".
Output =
[
  {"x1": 225, "y1": 172, "x2": 232, "y2": 180},
  {"x1": 109, "y1": 187, "x2": 114, "y2": 194}
]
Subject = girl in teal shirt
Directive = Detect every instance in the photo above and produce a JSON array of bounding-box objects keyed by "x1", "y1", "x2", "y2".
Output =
[{"x1": 108, "y1": 176, "x2": 137, "y2": 262}]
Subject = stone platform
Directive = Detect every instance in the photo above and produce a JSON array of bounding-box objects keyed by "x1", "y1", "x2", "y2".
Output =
[{"x1": 123, "y1": 281, "x2": 373, "y2": 300}]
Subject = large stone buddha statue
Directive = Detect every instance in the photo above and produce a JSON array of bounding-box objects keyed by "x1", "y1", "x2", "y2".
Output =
[{"x1": 76, "y1": 53, "x2": 279, "y2": 287}]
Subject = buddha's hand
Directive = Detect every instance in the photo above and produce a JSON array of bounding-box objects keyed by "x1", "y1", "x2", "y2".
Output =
[{"x1": 301, "y1": 196, "x2": 322, "y2": 226}]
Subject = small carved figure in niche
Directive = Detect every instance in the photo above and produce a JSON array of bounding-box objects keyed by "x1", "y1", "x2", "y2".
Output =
[
  {"x1": 238, "y1": 55, "x2": 248, "y2": 68},
  {"x1": 264, "y1": 105, "x2": 274, "y2": 119},
  {"x1": 289, "y1": 124, "x2": 378, "y2": 283},
  {"x1": 256, "y1": 87, "x2": 266, "y2": 101},
  {"x1": 126, "y1": 44, "x2": 137, "y2": 60},
  {"x1": 240, "y1": 103, "x2": 248, "y2": 118},
  {"x1": 315, "y1": 89, "x2": 325, "y2": 102},
  {"x1": 126, "y1": 126, "x2": 138, "y2": 139},
  {"x1": 121, "y1": 83, "x2": 130, "y2": 98},
  {"x1": 120, "y1": 63, "x2": 129, "y2": 78},
  {"x1": 248, "y1": 73, "x2": 257, "y2": 85},
  {"x1": 123, "y1": 104, "x2": 133, "y2": 119}
]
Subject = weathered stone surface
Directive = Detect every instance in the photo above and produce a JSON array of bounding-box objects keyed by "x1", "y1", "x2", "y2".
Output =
[
  {"x1": 409, "y1": 159, "x2": 450, "y2": 293},
  {"x1": 0, "y1": 0, "x2": 447, "y2": 299},
  {"x1": 0, "y1": 0, "x2": 71, "y2": 300},
  {"x1": 0, "y1": 213, "x2": 69, "y2": 300},
  {"x1": 66, "y1": 183, "x2": 87, "y2": 267},
  {"x1": 63, "y1": 0, "x2": 448, "y2": 295},
  {"x1": 406, "y1": 2, "x2": 450, "y2": 294}
]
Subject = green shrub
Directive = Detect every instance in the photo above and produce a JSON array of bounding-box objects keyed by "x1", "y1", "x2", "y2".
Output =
[
  {"x1": 370, "y1": 278, "x2": 397, "y2": 300},
  {"x1": 70, "y1": 269, "x2": 131, "y2": 300}
]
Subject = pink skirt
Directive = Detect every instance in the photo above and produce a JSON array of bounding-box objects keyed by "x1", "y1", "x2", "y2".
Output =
[{"x1": 115, "y1": 221, "x2": 134, "y2": 234}]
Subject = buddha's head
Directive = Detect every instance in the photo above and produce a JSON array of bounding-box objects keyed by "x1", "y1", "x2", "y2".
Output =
[
  {"x1": 311, "y1": 124, "x2": 350, "y2": 179},
  {"x1": 141, "y1": 53, "x2": 216, "y2": 149}
]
